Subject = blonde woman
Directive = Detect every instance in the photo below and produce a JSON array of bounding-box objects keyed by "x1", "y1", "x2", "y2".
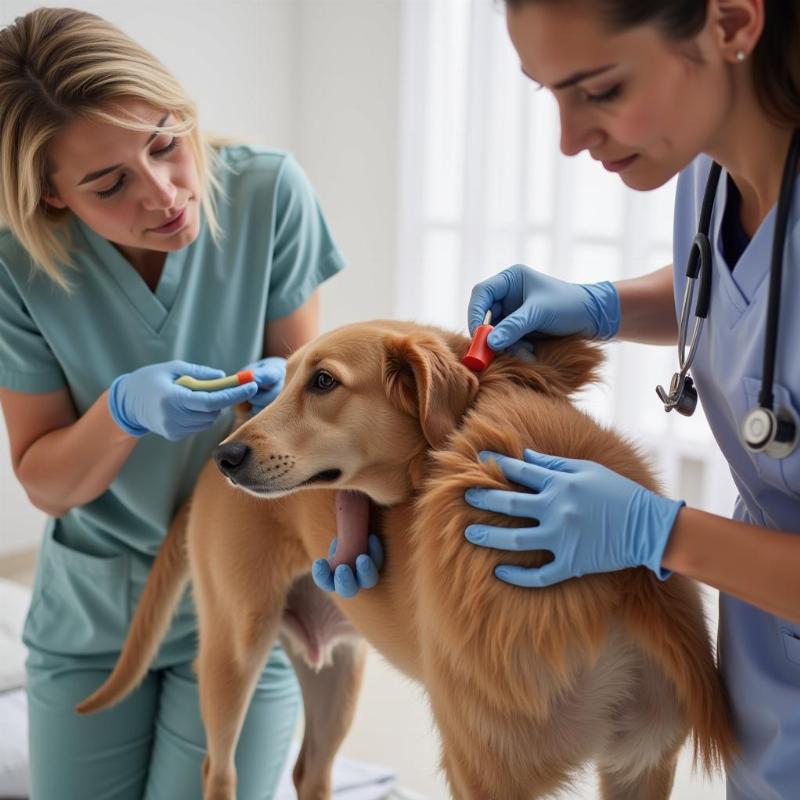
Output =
[{"x1": 0, "y1": 8, "x2": 345, "y2": 798}]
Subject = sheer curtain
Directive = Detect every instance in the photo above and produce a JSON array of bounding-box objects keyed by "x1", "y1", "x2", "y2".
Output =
[{"x1": 395, "y1": 0, "x2": 737, "y2": 517}]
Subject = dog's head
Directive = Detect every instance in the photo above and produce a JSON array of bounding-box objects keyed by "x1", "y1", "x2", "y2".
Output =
[{"x1": 213, "y1": 320, "x2": 602, "y2": 506}]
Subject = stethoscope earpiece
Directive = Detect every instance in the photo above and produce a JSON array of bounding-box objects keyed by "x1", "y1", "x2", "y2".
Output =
[{"x1": 655, "y1": 373, "x2": 697, "y2": 417}]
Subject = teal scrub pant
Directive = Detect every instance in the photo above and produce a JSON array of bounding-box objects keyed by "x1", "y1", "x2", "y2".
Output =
[{"x1": 23, "y1": 524, "x2": 301, "y2": 800}]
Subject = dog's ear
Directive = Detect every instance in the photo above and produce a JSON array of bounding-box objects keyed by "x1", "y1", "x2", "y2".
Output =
[{"x1": 383, "y1": 333, "x2": 479, "y2": 449}]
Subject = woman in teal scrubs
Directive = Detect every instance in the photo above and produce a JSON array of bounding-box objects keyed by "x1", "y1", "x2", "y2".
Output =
[
  {"x1": 0, "y1": 8, "x2": 344, "y2": 799},
  {"x1": 462, "y1": 2, "x2": 800, "y2": 798}
]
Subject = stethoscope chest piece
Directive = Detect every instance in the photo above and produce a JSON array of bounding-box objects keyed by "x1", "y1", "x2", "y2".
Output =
[{"x1": 741, "y1": 405, "x2": 798, "y2": 458}]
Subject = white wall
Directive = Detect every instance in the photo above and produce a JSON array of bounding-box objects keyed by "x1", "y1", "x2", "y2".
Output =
[{"x1": 294, "y1": 0, "x2": 402, "y2": 328}]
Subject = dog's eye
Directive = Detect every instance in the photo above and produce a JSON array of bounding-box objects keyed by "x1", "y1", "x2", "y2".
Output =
[{"x1": 311, "y1": 370, "x2": 338, "y2": 392}]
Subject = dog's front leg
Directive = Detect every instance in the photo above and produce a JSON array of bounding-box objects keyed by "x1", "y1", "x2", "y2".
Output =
[
  {"x1": 197, "y1": 606, "x2": 285, "y2": 800},
  {"x1": 194, "y1": 583, "x2": 289, "y2": 800}
]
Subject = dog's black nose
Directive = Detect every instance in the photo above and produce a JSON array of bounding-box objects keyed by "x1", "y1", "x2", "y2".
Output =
[{"x1": 214, "y1": 441, "x2": 251, "y2": 478}]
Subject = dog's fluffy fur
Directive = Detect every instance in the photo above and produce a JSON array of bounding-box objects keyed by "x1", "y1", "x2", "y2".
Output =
[{"x1": 77, "y1": 321, "x2": 734, "y2": 800}]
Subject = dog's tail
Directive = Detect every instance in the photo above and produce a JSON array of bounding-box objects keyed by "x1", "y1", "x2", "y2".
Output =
[
  {"x1": 75, "y1": 501, "x2": 191, "y2": 714},
  {"x1": 620, "y1": 571, "x2": 736, "y2": 775}
]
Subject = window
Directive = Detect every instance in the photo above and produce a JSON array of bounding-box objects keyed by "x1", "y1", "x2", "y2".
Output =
[{"x1": 396, "y1": 0, "x2": 737, "y2": 515}]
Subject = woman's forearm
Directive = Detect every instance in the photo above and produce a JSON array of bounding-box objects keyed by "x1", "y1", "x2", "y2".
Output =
[
  {"x1": 662, "y1": 506, "x2": 800, "y2": 623},
  {"x1": 613, "y1": 264, "x2": 678, "y2": 345},
  {"x1": 17, "y1": 390, "x2": 137, "y2": 516}
]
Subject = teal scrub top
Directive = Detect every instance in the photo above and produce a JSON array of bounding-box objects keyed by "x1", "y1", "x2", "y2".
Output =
[
  {"x1": 0, "y1": 145, "x2": 345, "y2": 562},
  {"x1": 673, "y1": 155, "x2": 800, "y2": 799}
]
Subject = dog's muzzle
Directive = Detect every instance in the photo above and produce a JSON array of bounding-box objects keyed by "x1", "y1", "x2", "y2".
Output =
[{"x1": 213, "y1": 441, "x2": 342, "y2": 492}]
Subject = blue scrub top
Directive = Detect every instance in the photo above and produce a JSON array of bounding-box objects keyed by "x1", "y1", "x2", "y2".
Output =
[
  {"x1": 673, "y1": 156, "x2": 800, "y2": 799},
  {"x1": 0, "y1": 145, "x2": 345, "y2": 563}
]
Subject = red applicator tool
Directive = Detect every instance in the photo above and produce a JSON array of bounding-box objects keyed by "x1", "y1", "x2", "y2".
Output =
[{"x1": 463, "y1": 310, "x2": 496, "y2": 372}]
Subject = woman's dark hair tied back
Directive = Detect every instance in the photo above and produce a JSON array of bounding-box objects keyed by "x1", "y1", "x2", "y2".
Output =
[{"x1": 505, "y1": 0, "x2": 800, "y2": 128}]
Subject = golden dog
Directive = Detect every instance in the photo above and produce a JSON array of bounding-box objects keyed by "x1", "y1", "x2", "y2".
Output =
[{"x1": 78, "y1": 320, "x2": 734, "y2": 800}]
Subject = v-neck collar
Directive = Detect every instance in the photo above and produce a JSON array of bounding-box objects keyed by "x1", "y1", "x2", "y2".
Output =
[
  {"x1": 72, "y1": 216, "x2": 187, "y2": 334},
  {"x1": 719, "y1": 174, "x2": 751, "y2": 268},
  {"x1": 711, "y1": 168, "x2": 783, "y2": 316}
]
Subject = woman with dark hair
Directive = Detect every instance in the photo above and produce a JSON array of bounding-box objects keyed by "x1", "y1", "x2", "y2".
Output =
[{"x1": 460, "y1": 1, "x2": 800, "y2": 797}]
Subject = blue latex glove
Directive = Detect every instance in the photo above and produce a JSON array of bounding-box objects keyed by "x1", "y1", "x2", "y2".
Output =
[
  {"x1": 240, "y1": 356, "x2": 286, "y2": 412},
  {"x1": 108, "y1": 360, "x2": 258, "y2": 441},
  {"x1": 311, "y1": 535, "x2": 385, "y2": 599},
  {"x1": 467, "y1": 264, "x2": 621, "y2": 351},
  {"x1": 464, "y1": 449, "x2": 684, "y2": 587}
]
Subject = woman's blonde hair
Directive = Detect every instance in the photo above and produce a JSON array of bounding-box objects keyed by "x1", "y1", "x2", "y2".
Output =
[{"x1": 0, "y1": 7, "x2": 224, "y2": 286}]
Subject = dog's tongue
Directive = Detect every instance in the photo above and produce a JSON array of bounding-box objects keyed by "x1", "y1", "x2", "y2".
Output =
[{"x1": 331, "y1": 490, "x2": 370, "y2": 569}]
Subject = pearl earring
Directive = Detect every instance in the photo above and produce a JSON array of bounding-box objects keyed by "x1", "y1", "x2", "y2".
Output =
[{"x1": 736, "y1": 50, "x2": 747, "y2": 62}]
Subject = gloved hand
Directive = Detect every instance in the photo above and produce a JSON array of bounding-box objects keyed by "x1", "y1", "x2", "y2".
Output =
[
  {"x1": 108, "y1": 360, "x2": 258, "y2": 441},
  {"x1": 464, "y1": 449, "x2": 684, "y2": 587},
  {"x1": 240, "y1": 356, "x2": 286, "y2": 412},
  {"x1": 311, "y1": 535, "x2": 384, "y2": 599},
  {"x1": 467, "y1": 264, "x2": 621, "y2": 351}
]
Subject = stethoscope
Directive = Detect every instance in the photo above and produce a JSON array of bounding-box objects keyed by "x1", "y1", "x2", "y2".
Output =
[{"x1": 656, "y1": 129, "x2": 800, "y2": 459}]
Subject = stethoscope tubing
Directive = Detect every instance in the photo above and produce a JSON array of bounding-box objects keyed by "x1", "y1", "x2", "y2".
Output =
[
  {"x1": 761, "y1": 129, "x2": 800, "y2": 410},
  {"x1": 673, "y1": 163, "x2": 721, "y2": 385},
  {"x1": 661, "y1": 129, "x2": 800, "y2": 458}
]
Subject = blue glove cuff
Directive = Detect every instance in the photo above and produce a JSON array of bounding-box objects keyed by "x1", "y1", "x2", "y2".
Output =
[
  {"x1": 108, "y1": 374, "x2": 149, "y2": 437},
  {"x1": 581, "y1": 281, "x2": 621, "y2": 341},
  {"x1": 642, "y1": 496, "x2": 685, "y2": 581}
]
